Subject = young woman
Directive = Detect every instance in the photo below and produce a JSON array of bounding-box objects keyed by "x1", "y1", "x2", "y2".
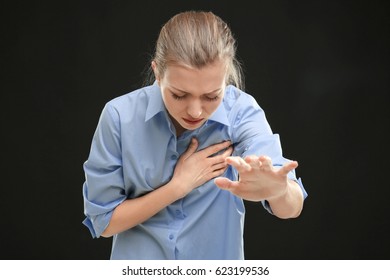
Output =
[{"x1": 82, "y1": 10, "x2": 308, "y2": 260}]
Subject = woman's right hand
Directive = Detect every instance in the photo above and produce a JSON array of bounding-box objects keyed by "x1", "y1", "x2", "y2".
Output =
[
  {"x1": 172, "y1": 138, "x2": 233, "y2": 197},
  {"x1": 101, "y1": 138, "x2": 233, "y2": 237}
]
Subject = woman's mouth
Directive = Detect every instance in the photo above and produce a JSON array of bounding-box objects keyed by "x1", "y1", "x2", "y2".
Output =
[{"x1": 183, "y1": 118, "x2": 204, "y2": 126}]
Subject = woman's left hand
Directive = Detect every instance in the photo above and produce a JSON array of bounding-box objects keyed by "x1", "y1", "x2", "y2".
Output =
[{"x1": 214, "y1": 155, "x2": 298, "y2": 202}]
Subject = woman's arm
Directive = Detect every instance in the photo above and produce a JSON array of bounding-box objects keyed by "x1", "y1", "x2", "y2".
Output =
[
  {"x1": 266, "y1": 178, "x2": 304, "y2": 219},
  {"x1": 101, "y1": 178, "x2": 183, "y2": 237},
  {"x1": 214, "y1": 155, "x2": 304, "y2": 219},
  {"x1": 101, "y1": 138, "x2": 233, "y2": 237}
]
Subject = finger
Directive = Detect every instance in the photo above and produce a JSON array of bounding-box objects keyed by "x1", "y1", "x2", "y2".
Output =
[
  {"x1": 277, "y1": 160, "x2": 298, "y2": 176},
  {"x1": 244, "y1": 155, "x2": 260, "y2": 168},
  {"x1": 211, "y1": 165, "x2": 229, "y2": 179},
  {"x1": 225, "y1": 156, "x2": 251, "y2": 172},
  {"x1": 211, "y1": 145, "x2": 233, "y2": 164},
  {"x1": 212, "y1": 161, "x2": 228, "y2": 171},
  {"x1": 258, "y1": 155, "x2": 273, "y2": 170},
  {"x1": 182, "y1": 138, "x2": 199, "y2": 159},
  {"x1": 244, "y1": 155, "x2": 257, "y2": 163},
  {"x1": 202, "y1": 140, "x2": 232, "y2": 157},
  {"x1": 214, "y1": 177, "x2": 239, "y2": 190},
  {"x1": 223, "y1": 145, "x2": 234, "y2": 157},
  {"x1": 202, "y1": 166, "x2": 227, "y2": 183}
]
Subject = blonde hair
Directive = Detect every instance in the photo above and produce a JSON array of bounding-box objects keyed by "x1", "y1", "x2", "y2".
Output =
[{"x1": 146, "y1": 11, "x2": 244, "y2": 89}]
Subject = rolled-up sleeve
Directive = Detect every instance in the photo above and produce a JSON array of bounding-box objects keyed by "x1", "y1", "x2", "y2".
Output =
[
  {"x1": 231, "y1": 94, "x2": 284, "y2": 163},
  {"x1": 82, "y1": 104, "x2": 127, "y2": 238},
  {"x1": 231, "y1": 93, "x2": 308, "y2": 212}
]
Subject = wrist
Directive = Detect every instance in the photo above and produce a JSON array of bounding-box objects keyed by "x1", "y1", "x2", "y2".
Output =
[
  {"x1": 166, "y1": 178, "x2": 188, "y2": 200},
  {"x1": 267, "y1": 180, "x2": 303, "y2": 219},
  {"x1": 267, "y1": 180, "x2": 294, "y2": 204}
]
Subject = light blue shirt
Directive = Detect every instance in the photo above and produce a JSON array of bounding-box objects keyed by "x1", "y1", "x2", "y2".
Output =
[{"x1": 82, "y1": 83, "x2": 307, "y2": 260}]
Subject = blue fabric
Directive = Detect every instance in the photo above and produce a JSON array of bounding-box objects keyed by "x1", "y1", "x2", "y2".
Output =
[{"x1": 82, "y1": 83, "x2": 307, "y2": 259}]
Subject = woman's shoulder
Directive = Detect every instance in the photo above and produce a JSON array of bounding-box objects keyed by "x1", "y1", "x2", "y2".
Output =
[
  {"x1": 224, "y1": 85, "x2": 261, "y2": 111},
  {"x1": 105, "y1": 84, "x2": 157, "y2": 113}
]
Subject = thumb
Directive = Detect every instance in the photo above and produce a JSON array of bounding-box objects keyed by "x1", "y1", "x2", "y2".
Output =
[
  {"x1": 183, "y1": 137, "x2": 199, "y2": 157},
  {"x1": 214, "y1": 177, "x2": 236, "y2": 190},
  {"x1": 278, "y1": 160, "x2": 298, "y2": 176}
]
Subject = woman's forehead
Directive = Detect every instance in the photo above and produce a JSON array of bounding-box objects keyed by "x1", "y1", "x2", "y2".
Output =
[{"x1": 163, "y1": 62, "x2": 227, "y2": 93}]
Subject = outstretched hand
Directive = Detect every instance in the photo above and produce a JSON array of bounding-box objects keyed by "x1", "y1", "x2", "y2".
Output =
[{"x1": 214, "y1": 155, "x2": 298, "y2": 202}]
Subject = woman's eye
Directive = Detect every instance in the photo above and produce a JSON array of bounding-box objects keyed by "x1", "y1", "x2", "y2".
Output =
[
  {"x1": 170, "y1": 91, "x2": 219, "y2": 101},
  {"x1": 171, "y1": 93, "x2": 186, "y2": 100},
  {"x1": 205, "y1": 95, "x2": 220, "y2": 102}
]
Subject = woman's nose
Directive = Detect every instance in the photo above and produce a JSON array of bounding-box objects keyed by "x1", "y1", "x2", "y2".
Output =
[{"x1": 187, "y1": 100, "x2": 202, "y2": 118}]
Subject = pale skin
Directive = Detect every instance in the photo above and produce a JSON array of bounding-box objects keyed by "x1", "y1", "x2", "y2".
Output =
[{"x1": 101, "y1": 60, "x2": 304, "y2": 237}]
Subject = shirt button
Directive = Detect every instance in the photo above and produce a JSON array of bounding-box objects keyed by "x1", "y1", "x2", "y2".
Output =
[
  {"x1": 175, "y1": 210, "x2": 182, "y2": 217},
  {"x1": 170, "y1": 155, "x2": 178, "y2": 160},
  {"x1": 169, "y1": 234, "x2": 174, "y2": 240}
]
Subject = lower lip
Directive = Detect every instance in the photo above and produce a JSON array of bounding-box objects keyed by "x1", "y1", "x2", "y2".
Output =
[{"x1": 183, "y1": 118, "x2": 203, "y2": 126}]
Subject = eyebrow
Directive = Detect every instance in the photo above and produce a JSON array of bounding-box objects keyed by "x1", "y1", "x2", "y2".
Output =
[{"x1": 170, "y1": 86, "x2": 222, "y2": 96}]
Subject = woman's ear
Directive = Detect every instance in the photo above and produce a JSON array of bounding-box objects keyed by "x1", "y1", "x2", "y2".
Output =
[{"x1": 151, "y1": 61, "x2": 160, "y2": 84}]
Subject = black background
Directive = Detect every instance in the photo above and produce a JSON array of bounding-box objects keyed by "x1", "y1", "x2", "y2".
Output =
[{"x1": 1, "y1": 0, "x2": 389, "y2": 259}]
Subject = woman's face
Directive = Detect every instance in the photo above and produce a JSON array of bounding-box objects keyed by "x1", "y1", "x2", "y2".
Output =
[{"x1": 155, "y1": 61, "x2": 227, "y2": 136}]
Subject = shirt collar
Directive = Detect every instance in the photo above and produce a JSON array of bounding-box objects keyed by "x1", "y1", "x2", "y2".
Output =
[
  {"x1": 145, "y1": 82, "x2": 166, "y2": 122},
  {"x1": 145, "y1": 82, "x2": 230, "y2": 127},
  {"x1": 207, "y1": 100, "x2": 230, "y2": 127}
]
